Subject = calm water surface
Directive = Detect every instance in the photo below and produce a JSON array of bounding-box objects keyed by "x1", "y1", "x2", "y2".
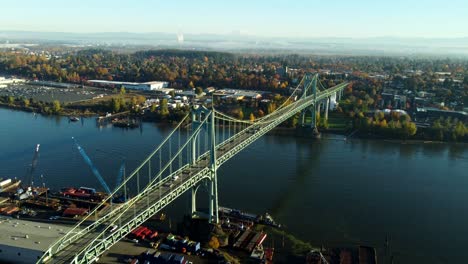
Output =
[{"x1": 0, "y1": 108, "x2": 467, "y2": 263}]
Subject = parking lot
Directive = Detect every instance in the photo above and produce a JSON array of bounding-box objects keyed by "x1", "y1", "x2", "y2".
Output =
[{"x1": 0, "y1": 83, "x2": 108, "y2": 103}]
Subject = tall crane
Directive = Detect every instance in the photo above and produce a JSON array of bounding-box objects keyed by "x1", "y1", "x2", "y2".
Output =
[
  {"x1": 24, "y1": 144, "x2": 40, "y2": 187},
  {"x1": 94, "y1": 148, "x2": 127, "y2": 203},
  {"x1": 115, "y1": 162, "x2": 125, "y2": 189},
  {"x1": 73, "y1": 138, "x2": 126, "y2": 200},
  {"x1": 72, "y1": 137, "x2": 112, "y2": 194}
]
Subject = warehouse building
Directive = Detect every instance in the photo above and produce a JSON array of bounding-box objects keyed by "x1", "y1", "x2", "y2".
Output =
[
  {"x1": 0, "y1": 218, "x2": 73, "y2": 264},
  {"x1": 88, "y1": 80, "x2": 169, "y2": 91}
]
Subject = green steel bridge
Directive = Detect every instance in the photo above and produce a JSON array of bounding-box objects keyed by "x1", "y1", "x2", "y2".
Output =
[{"x1": 38, "y1": 73, "x2": 347, "y2": 264}]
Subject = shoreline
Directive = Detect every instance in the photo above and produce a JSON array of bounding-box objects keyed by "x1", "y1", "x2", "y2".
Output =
[
  {"x1": 268, "y1": 126, "x2": 468, "y2": 145},
  {"x1": 1, "y1": 105, "x2": 466, "y2": 144},
  {"x1": 0, "y1": 103, "x2": 99, "y2": 117}
]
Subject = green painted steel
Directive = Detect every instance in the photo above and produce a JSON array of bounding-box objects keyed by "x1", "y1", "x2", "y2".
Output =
[{"x1": 38, "y1": 74, "x2": 347, "y2": 264}]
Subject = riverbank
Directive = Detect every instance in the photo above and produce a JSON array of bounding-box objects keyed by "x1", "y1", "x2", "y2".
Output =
[
  {"x1": 0, "y1": 102, "x2": 98, "y2": 117},
  {"x1": 1, "y1": 102, "x2": 466, "y2": 143},
  {"x1": 268, "y1": 125, "x2": 468, "y2": 144}
]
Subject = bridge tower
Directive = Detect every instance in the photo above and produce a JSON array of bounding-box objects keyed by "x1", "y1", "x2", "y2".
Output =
[
  {"x1": 190, "y1": 106, "x2": 219, "y2": 224},
  {"x1": 299, "y1": 74, "x2": 320, "y2": 137}
]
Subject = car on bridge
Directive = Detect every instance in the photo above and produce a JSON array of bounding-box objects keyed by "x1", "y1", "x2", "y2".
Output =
[{"x1": 163, "y1": 181, "x2": 174, "y2": 188}]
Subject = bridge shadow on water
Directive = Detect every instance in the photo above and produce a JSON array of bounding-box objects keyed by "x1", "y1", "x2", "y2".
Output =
[{"x1": 267, "y1": 135, "x2": 324, "y2": 220}]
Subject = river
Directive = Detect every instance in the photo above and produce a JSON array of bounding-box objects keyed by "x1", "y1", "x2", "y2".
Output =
[{"x1": 0, "y1": 108, "x2": 467, "y2": 263}]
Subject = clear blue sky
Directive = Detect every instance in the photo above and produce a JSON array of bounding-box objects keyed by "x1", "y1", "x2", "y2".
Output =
[{"x1": 1, "y1": 0, "x2": 467, "y2": 38}]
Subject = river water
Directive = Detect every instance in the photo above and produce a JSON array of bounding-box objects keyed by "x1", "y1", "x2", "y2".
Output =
[{"x1": 0, "y1": 108, "x2": 467, "y2": 263}]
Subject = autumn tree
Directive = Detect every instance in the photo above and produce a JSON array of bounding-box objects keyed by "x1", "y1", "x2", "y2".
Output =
[
  {"x1": 159, "y1": 98, "x2": 169, "y2": 117},
  {"x1": 120, "y1": 86, "x2": 126, "y2": 95},
  {"x1": 249, "y1": 113, "x2": 255, "y2": 122},
  {"x1": 402, "y1": 122, "x2": 417, "y2": 138},
  {"x1": 238, "y1": 109, "x2": 244, "y2": 120},
  {"x1": 23, "y1": 99, "x2": 30, "y2": 107},
  {"x1": 257, "y1": 109, "x2": 265, "y2": 117},
  {"x1": 111, "y1": 97, "x2": 122, "y2": 113},
  {"x1": 7, "y1": 96, "x2": 14, "y2": 105},
  {"x1": 52, "y1": 100, "x2": 61, "y2": 113},
  {"x1": 150, "y1": 103, "x2": 157, "y2": 112}
]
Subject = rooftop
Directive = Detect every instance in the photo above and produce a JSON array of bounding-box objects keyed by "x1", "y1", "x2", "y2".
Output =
[
  {"x1": 0, "y1": 217, "x2": 73, "y2": 252},
  {"x1": 88, "y1": 80, "x2": 167, "y2": 86},
  {"x1": 215, "y1": 88, "x2": 265, "y2": 98}
]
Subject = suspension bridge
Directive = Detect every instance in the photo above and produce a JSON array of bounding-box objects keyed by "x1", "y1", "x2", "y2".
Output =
[{"x1": 38, "y1": 73, "x2": 347, "y2": 264}]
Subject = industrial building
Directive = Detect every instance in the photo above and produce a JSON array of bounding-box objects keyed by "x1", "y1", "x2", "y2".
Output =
[
  {"x1": 0, "y1": 218, "x2": 72, "y2": 264},
  {"x1": 414, "y1": 107, "x2": 468, "y2": 122},
  {"x1": 0, "y1": 77, "x2": 25, "y2": 88},
  {"x1": 88, "y1": 80, "x2": 169, "y2": 91},
  {"x1": 213, "y1": 89, "x2": 263, "y2": 101}
]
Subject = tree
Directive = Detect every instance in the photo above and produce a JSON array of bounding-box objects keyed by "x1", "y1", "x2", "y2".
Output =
[
  {"x1": 453, "y1": 121, "x2": 466, "y2": 141},
  {"x1": 120, "y1": 86, "x2": 126, "y2": 95},
  {"x1": 111, "y1": 97, "x2": 121, "y2": 113},
  {"x1": 7, "y1": 96, "x2": 14, "y2": 105},
  {"x1": 150, "y1": 103, "x2": 157, "y2": 112},
  {"x1": 131, "y1": 96, "x2": 138, "y2": 111},
  {"x1": 267, "y1": 102, "x2": 276, "y2": 114},
  {"x1": 23, "y1": 99, "x2": 30, "y2": 107},
  {"x1": 249, "y1": 113, "x2": 255, "y2": 122},
  {"x1": 257, "y1": 109, "x2": 265, "y2": 117},
  {"x1": 136, "y1": 95, "x2": 146, "y2": 105},
  {"x1": 159, "y1": 98, "x2": 169, "y2": 117},
  {"x1": 374, "y1": 111, "x2": 384, "y2": 121},
  {"x1": 238, "y1": 109, "x2": 244, "y2": 120},
  {"x1": 400, "y1": 114, "x2": 409, "y2": 123},
  {"x1": 52, "y1": 100, "x2": 61, "y2": 113},
  {"x1": 380, "y1": 119, "x2": 388, "y2": 128},
  {"x1": 403, "y1": 122, "x2": 417, "y2": 138}
]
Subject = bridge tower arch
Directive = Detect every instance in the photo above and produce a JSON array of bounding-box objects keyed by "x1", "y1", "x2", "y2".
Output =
[
  {"x1": 190, "y1": 106, "x2": 219, "y2": 224},
  {"x1": 299, "y1": 73, "x2": 319, "y2": 129}
]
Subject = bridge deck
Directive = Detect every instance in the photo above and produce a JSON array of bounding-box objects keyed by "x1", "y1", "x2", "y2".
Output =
[{"x1": 47, "y1": 81, "x2": 347, "y2": 263}]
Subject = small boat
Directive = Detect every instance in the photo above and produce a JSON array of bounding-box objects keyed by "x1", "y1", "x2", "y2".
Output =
[{"x1": 69, "y1": 116, "x2": 80, "y2": 122}]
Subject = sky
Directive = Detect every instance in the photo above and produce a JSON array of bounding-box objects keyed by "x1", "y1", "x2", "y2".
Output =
[{"x1": 1, "y1": 0, "x2": 467, "y2": 38}]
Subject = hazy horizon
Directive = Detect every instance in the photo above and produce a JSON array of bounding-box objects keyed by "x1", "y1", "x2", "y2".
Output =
[{"x1": 1, "y1": 30, "x2": 468, "y2": 40}]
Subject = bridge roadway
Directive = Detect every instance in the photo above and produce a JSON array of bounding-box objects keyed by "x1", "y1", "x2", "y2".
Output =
[{"x1": 48, "y1": 82, "x2": 347, "y2": 263}]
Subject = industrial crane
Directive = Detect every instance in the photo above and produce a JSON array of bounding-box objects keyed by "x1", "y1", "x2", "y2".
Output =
[
  {"x1": 16, "y1": 144, "x2": 42, "y2": 200},
  {"x1": 24, "y1": 144, "x2": 40, "y2": 187},
  {"x1": 72, "y1": 138, "x2": 126, "y2": 200}
]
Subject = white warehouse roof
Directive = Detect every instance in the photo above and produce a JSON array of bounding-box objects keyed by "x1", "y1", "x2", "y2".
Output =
[{"x1": 0, "y1": 217, "x2": 73, "y2": 252}]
